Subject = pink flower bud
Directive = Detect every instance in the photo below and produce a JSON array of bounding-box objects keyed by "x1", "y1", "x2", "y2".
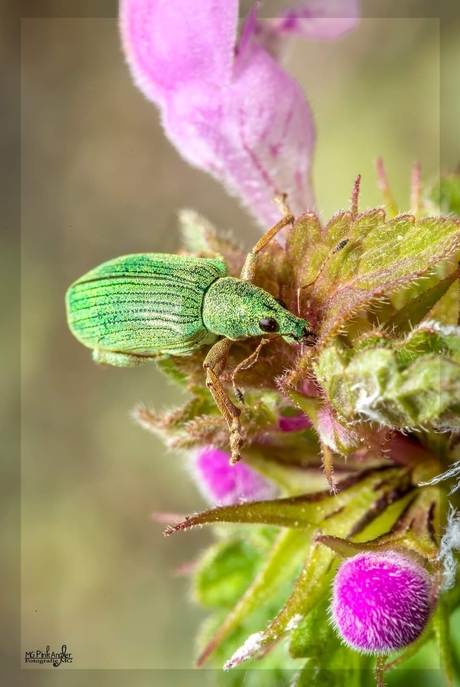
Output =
[
  {"x1": 278, "y1": 412, "x2": 311, "y2": 432},
  {"x1": 191, "y1": 447, "x2": 279, "y2": 506},
  {"x1": 331, "y1": 551, "x2": 434, "y2": 654}
]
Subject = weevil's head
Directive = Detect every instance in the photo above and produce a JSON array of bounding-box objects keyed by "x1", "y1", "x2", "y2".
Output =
[{"x1": 203, "y1": 277, "x2": 315, "y2": 345}]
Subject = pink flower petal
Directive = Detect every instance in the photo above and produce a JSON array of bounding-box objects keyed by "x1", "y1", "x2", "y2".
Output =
[
  {"x1": 190, "y1": 446, "x2": 279, "y2": 506},
  {"x1": 119, "y1": 0, "x2": 237, "y2": 106},
  {"x1": 120, "y1": 0, "x2": 316, "y2": 227}
]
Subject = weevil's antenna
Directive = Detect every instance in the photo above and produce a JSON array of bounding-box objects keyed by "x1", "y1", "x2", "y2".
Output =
[
  {"x1": 296, "y1": 238, "x2": 350, "y2": 317},
  {"x1": 295, "y1": 177, "x2": 361, "y2": 318}
]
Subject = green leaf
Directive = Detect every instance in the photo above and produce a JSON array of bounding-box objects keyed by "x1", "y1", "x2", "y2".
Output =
[
  {"x1": 156, "y1": 356, "x2": 190, "y2": 387},
  {"x1": 384, "y1": 268, "x2": 460, "y2": 336},
  {"x1": 222, "y1": 541, "x2": 335, "y2": 671},
  {"x1": 431, "y1": 172, "x2": 460, "y2": 218},
  {"x1": 197, "y1": 528, "x2": 310, "y2": 665},
  {"x1": 294, "y1": 664, "x2": 357, "y2": 687},
  {"x1": 433, "y1": 598, "x2": 455, "y2": 687},
  {"x1": 164, "y1": 468, "x2": 412, "y2": 537},
  {"x1": 194, "y1": 538, "x2": 265, "y2": 609},
  {"x1": 283, "y1": 212, "x2": 324, "y2": 312},
  {"x1": 289, "y1": 597, "x2": 338, "y2": 659}
]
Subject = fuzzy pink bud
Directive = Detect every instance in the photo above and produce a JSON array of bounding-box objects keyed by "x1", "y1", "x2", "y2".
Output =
[{"x1": 331, "y1": 551, "x2": 434, "y2": 654}]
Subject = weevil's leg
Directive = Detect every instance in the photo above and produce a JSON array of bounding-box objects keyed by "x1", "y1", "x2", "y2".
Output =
[
  {"x1": 321, "y1": 443, "x2": 338, "y2": 494},
  {"x1": 240, "y1": 194, "x2": 295, "y2": 282},
  {"x1": 93, "y1": 348, "x2": 158, "y2": 367},
  {"x1": 203, "y1": 338, "x2": 243, "y2": 465},
  {"x1": 230, "y1": 338, "x2": 271, "y2": 403}
]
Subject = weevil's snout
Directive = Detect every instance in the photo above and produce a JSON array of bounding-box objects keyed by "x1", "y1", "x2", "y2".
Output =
[
  {"x1": 288, "y1": 328, "x2": 317, "y2": 345},
  {"x1": 281, "y1": 317, "x2": 316, "y2": 346},
  {"x1": 300, "y1": 327, "x2": 318, "y2": 346}
]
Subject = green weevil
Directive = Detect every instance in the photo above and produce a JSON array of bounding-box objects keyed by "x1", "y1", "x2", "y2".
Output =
[{"x1": 66, "y1": 199, "x2": 315, "y2": 464}]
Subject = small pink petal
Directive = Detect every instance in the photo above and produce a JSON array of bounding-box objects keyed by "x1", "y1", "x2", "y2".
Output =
[
  {"x1": 191, "y1": 447, "x2": 279, "y2": 506},
  {"x1": 254, "y1": 0, "x2": 360, "y2": 61},
  {"x1": 331, "y1": 552, "x2": 434, "y2": 654},
  {"x1": 317, "y1": 404, "x2": 360, "y2": 453},
  {"x1": 279, "y1": 412, "x2": 311, "y2": 432},
  {"x1": 273, "y1": 0, "x2": 361, "y2": 40}
]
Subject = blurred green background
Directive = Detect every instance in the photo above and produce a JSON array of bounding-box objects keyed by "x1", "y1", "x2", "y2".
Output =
[{"x1": 13, "y1": 1, "x2": 460, "y2": 684}]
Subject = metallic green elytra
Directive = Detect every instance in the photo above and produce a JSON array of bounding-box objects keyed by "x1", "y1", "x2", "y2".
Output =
[
  {"x1": 65, "y1": 203, "x2": 314, "y2": 464},
  {"x1": 66, "y1": 253, "x2": 311, "y2": 361}
]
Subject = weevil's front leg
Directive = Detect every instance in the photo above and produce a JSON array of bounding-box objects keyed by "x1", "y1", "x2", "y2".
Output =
[
  {"x1": 240, "y1": 194, "x2": 295, "y2": 282},
  {"x1": 230, "y1": 337, "x2": 271, "y2": 403},
  {"x1": 93, "y1": 348, "x2": 159, "y2": 367},
  {"x1": 203, "y1": 338, "x2": 243, "y2": 465}
]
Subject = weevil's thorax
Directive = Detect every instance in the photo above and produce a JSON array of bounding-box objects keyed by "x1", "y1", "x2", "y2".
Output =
[{"x1": 202, "y1": 276, "x2": 309, "y2": 343}]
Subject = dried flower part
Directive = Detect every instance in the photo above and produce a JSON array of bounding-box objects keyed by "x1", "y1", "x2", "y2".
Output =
[
  {"x1": 331, "y1": 551, "x2": 434, "y2": 654},
  {"x1": 191, "y1": 446, "x2": 279, "y2": 505},
  {"x1": 278, "y1": 411, "x2": 311, "y2": 432}
]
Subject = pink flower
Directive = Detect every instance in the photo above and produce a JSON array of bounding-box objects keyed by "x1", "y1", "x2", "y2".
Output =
[
  {"x1": 120, "y1": 0, "x2": 359, "y2": 227},
  {"x1": 331, "y1": 551, "x2": 434, "y2": 654},
  {"x1": 278, "y1": 412, "x2": 311, "y2": 432},
  {"x1": 191, "y1": 446, "x2": 279, "y2": 506}
]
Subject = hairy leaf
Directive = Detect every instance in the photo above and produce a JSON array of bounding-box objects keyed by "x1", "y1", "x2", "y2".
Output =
[
  {"x1": 315, "y1": 327, "x2": 460, "y2": 429},
  {"x1": 286, "y1": 210, "x2": 460, "y2": 340},
  {"x1": 194, "y1": 538, "x2": 265, "y2": 608},
  {"x1": 197, "y1": 528, "x2": 310, "y2": 665}
]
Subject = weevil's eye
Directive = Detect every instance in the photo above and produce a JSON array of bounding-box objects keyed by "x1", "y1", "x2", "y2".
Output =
[
  {"x1": 275, "y1": 298, "x2": 287, "y2": 309},
  {"x1": 259, "y1": 317, "x2": 278, "y2": 333}
]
